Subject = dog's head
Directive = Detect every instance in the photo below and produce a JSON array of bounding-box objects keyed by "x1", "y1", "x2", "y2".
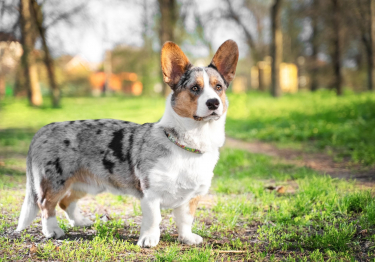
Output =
[{"x1": 161, "y1": 40, "x2": 239, "y2": 121}]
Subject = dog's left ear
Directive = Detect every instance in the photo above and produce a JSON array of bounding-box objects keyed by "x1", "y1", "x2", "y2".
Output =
[
  {"x1": 161, "y1": 42, "x2": 192, "y2": 89},
  {"x1": 209, "y1": 40, "x2": 239, "y2": 84}
]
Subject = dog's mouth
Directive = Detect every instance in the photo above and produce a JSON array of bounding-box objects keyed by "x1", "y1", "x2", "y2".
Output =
[{"x1": 193, "y1": 112, "x2": 220, "y2": 121}]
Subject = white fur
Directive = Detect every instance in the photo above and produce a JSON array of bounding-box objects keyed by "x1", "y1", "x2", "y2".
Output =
[
  {"x1": 64, "y1": 201, "x2": 93, "y2": 227},
  {"x1": 195, "y1": 68, "x2": 223, "y2": 118},
  {"x1": 173, "y1": 201, "x2": 203, "y2": 245},
  {"x1": 136, "y1": 93, "x2": 227, "y2": 246},
  {"x1": 137, "y1": 198, "x2": 162, "y2": 247},
  {"x1": 42, "y1": 216, "x2": 65, "y2": 238}
]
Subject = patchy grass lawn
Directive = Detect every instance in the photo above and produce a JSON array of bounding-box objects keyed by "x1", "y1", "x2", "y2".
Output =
[
  {"x1": 1, "y1": 93, "x2": 375, "y2": 261},
  {"x1": 1, "y1": 149, "x2": 375, "y2": 261}
]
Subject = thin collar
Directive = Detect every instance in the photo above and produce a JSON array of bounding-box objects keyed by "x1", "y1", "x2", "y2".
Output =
[{"x1": 164, "y1": 130, "x2": 203, "y2": 154}]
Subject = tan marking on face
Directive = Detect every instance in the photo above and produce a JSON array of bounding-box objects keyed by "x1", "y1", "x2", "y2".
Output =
[
  {"x1": 189, "y1": 196, "x2": 201, "y2": 216},
  {"x1": 207, "y1": 69, "x2": 228, "y2": 114},
  {"x1": 172, "y1": 75, "x2": 204, "y2": 119}
]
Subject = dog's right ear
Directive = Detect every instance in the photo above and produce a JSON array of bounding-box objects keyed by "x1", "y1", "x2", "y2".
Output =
[{"x1": 161, "y1": 42, "x2": 192, "y2": 89}]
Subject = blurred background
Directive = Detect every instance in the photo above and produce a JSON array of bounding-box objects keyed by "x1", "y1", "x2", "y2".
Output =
[
  {"x1": 1, "y1": 0, "x2": 375, "y2": 102},
  {"x1": 1, "y1": 0, "x2": 375, "y2": 167}
]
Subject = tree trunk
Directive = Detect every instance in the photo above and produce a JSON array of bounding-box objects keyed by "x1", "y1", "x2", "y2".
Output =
[
  {"x1": 20, "y1": 0, "x2": 42, "y2": 106},
  {"x1": 31, "y1": 0, "x2": 60, "y2": 107},
  {"x1": 271, "y1": 0, "x2": 283, "y2": 98},
  {"x1": 310, "y1": 0, "x2": 319, "y2": 92},
  {"x1": 158, "y1": 0, "x2": 177, "y2": 97},
  {"x1": 369, "y1": 0, "x2": 375, "y2": 91},
  {"x1": 331, "y1": 0, "x2": 342, "y2": 96}
]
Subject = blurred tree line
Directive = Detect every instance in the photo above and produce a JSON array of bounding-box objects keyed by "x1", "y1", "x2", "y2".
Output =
[{"x1": 0, "y1": 0, "x2": 374, "y2": 107}]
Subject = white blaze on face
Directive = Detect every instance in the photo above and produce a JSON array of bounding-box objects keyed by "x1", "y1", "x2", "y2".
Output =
[{"x1": 195, "y1": 68, "x2": 223, "y2": 118}]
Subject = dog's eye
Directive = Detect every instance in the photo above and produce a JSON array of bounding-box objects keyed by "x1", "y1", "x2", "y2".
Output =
[
  {"x1": 215, "y1": 85, "x2": 222, "y2": 91},
  {"x1": 191, "y1": 86, "x2": 199, "y2": 92}
]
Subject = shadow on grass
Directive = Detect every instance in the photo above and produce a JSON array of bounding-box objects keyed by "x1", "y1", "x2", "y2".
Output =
[
  {"x1": 0, "y1": 128, "x2": 36, "y2": 157},
  {"x1": 227, "y1": 96, "x2": 375, "y2": 165}
]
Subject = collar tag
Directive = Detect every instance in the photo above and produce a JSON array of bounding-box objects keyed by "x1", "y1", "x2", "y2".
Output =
[{"x1": 165, "y1": 131, "x2": 203, "y2": 154}]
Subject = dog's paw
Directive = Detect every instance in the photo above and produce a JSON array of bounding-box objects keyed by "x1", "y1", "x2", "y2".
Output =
[
  {"x1": 42, "y1": 226, "x2": 65, "y2": 239},
  {"x1": 69, "y1": 217, "x2": 93, "y2": 227},
  {"x1": 178, "y1": 233, "x2": 203, "y2": 245},
  {"x1": 137, "y1": 234, "x2": 160, "y2": 248}
]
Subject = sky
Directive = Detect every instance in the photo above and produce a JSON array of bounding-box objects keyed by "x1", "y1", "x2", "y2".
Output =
[{"x1": 43, "y1": 0, "x2": 250, "y2": 63}]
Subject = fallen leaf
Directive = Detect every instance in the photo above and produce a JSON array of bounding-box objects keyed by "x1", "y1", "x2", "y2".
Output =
[
  {"x1": 30, "y1": 243, "x2": 37, "y2": 254},
  {"x1": 276, "y1": 186, "x2": 285, "y2": 193},
  {"x1": 360, "y1": 229, "x2": 368, "y2": 235}
]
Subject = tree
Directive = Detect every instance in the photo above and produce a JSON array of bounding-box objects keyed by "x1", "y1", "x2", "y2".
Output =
[
  {"x1": 310, "y1": 0, "x2": 320, "y2": 91},
  {"x1": 331, "y1": 0, "x2": 342, "y2": 96},
  {"x1": 271, "y1": 0, "x2": 283, "y2": 97},
  {"x1": 223, "y1": 0, "x2": 270, "y2": 63},
  {"x1": 31, "y1": 0, "x2": 60, "y2": 107},
  {"x1": 349, "y1": 0, "x2": 375, "y2": 91},
  {"x1": 158, "y1": 0, "x2": 178, "y2": 97},
  {"x1": 20, "y1": 0, "x2": 42, "y2": 106}
]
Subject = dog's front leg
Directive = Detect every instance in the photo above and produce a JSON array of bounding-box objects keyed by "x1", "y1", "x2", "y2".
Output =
[
  {"x1": 173, "y1": 196, "x2": 203, "y2": 245},
  {"x1": 137, "y1": 197, "x2": 162, "y2": 248}
]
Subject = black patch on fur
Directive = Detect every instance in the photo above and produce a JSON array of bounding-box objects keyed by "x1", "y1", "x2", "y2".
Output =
[
  {"x1": 207, "y1": 64, "x2": 229, "y2": 87},
  {"x1": 109, "y1": 129, "x2": 125, "y2": 162},
  {"x1": 63, "y1": 139, "x2": 70, "y2": 147},
  {"x1": 126, "y1": 131, "x2": 135, "y2": 175},
  {"x1": 100, "y1": 150, "x2": 104, "y2": 154},
  {"x1": 80, "y1": 120, "x2": 85, "y2": 123},
  {"x1": 46, "y1": 161, "x2": 52, "y2": 165},
  {"x1": 94, "y1": 119, "x2": 100, "y2": 122},
  {"x1": 143, "y1": 177, "x2": 150, "y2": 189},
  {"x1": 43, "y1": 140, "x2": 48, "y2": 144},
  {"x1": 178, "y1": 67, "x2": 201, "y2": 88},
  {"x1": 102, "y1": 153, "x2": 115, "y2": 174},
  {"x1": 57, "y1": 179, "x2": 65, "y2": 185},
  {"x1": 97, "y1": 129, "x2": 102, "y2": 135},
  {"x1": 69, "y1": 121, "x2": 75, "y2": 124},
  {"x1": 53, "y1": 158, "x2": 63, "y2": 176}
]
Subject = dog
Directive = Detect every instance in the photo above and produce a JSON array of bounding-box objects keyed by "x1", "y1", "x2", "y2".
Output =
[{"x1": 16, "y1": 39, "x2": 239, "y2": 247}]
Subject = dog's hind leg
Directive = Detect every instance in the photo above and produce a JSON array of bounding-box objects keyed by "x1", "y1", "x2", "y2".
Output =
[
  {"x1": 58, "y1": 189, "x2": 92, "y2": 227},
  {"x1": 173, "y1": 196, "x2": 203, "y2": 245},
  {"x1": 38, "y1": 179, "x2": 66, "y2": 239}
]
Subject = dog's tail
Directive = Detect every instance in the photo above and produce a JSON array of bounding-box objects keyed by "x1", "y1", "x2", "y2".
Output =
[{"x1": 16, "y1": 155, "x2": 39, "y2": 232}]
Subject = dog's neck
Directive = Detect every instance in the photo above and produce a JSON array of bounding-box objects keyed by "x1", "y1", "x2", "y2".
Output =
[{"x1": 157, "y1": 94, "x2": 226, "y2": 153}]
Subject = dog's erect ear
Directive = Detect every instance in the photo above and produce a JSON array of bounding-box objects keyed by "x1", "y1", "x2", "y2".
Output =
[
  {"x1": 209, "y1": 40, "x2": 239, "y2": 85},
  {"x1": 161, "y1": 42, "x2": 192, "y2": 89}
]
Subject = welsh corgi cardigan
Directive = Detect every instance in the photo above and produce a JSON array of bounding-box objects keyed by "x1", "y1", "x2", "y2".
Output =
[{"x1": 16, "y1": 40, "x2": 239, "y2": 247}]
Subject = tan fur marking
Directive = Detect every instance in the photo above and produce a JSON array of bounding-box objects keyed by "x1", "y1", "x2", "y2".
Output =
[
  {"x1": 58, "y1": 190, "x2": 86, "y2": 211},
  {"x1": 210, "y1": 40, "x2": 239, "y2": 84},
  {"x1": 173, "y1": 90, "x2": 198, "y2": 119},
  {"x1": 161, "y1": 42, "x2": 191, "y2": 87},
  {"x1": 189, "y1": 196, "x2": 201, "y2": 216},
  {"x1": 208, "y1": 74, "x2": 227, "y2": 114},
  {"x1": 38, "y1": 169, "x2": 98, "y2": 219}
]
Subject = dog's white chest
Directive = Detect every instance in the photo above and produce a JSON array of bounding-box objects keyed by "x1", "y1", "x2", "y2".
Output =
[{"x1": 147, "y1": 148, "x2": 219, "y2": 209}]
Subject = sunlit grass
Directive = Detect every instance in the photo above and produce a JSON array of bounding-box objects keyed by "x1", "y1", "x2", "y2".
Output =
[{"x1": 1, "y1": 91, "x2": 375, "y2": 260}]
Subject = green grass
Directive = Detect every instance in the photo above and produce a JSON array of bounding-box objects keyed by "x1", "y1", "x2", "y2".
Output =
[
  {"x1": 0, "y1": 92, "x2": 375, "y2": 260},
  {"x1": 226, "y1": 90, "x2": 375, "y2": 165},
  {"x1": 1, "y1": 90, "x2": 375, "y2": 164},
  {"x1": 1, "y1": 148, "x2": 374, "y2": 260}
]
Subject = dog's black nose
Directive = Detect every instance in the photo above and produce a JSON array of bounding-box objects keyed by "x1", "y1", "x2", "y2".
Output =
[{"x1": 206, "y1": 98, "x2": 220, "y2": 110}]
